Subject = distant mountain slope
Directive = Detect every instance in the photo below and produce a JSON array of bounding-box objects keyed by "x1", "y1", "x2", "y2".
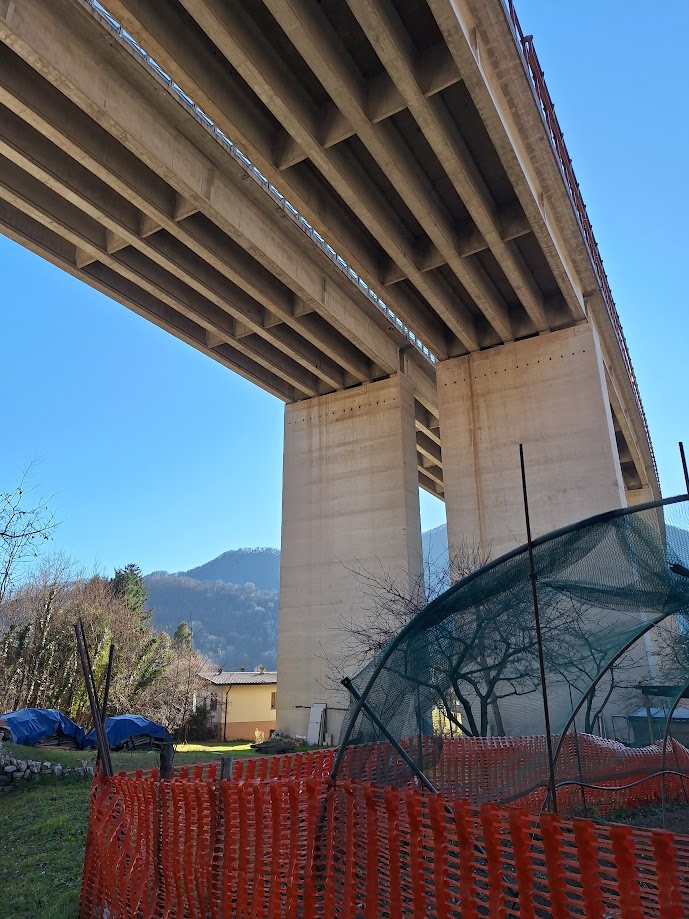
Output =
[
  {"x1": 182, "y1": 547, "x2": 280, "y2": 591},
  {"x1": 145, "y1": 574, "x2": 278, "y2": 669},
  {"x1": 145, "y1": 528, "x2": 451, "y2": 668}
]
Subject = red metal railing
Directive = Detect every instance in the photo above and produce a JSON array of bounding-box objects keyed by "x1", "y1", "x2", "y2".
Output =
[{"x1": 504, "y1": 1, "x2": 657, "y2": 484}]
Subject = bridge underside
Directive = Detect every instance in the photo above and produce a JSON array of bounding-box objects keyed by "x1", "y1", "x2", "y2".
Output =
[{"x1": 0, "y1": 0, "x2": 655, "y2": 503}]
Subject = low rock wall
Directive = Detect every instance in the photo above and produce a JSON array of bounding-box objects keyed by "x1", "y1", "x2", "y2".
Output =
[{"x1": 0, "y1": 742, "x2": 93, "y2": 791}]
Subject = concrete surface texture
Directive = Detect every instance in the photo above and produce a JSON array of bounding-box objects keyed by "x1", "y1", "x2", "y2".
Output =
[{"x1": 438, "y1": 323, "x2": 626, "y2": 562}]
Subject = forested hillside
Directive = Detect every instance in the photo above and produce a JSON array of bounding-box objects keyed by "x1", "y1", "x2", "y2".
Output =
[
  {"x1": 145, "y1": 532, "x2": 450, "y2": 669},
  {"x1": 181, "y1": 547, "x2": 280, "y2": 591},
  {"x1": 145, "y1": 573, "x2": 279, "y2": 669}
]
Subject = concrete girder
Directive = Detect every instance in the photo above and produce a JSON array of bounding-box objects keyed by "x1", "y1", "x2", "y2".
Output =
[
  {"x1": 416, "y1": 430, "x2": 443, "y2": 467},
  {"x1": 173, "y1": 0, "x2": 479, "y2": 354},
  {"x1": 426, "y1": 0, "x2": 587, "y2": 326},
  {"x1": 347, "y1": 0, "x2": 550, "y2": 334},
  {"x1": 380, "y1": 204, "x2": 531, "y2": 285},
  {"x1": 605, "y1": 366, "x2": 652, "y2": 494},
  {"x1": 0, "y1": 52, "x2": 375, "y2": 387},
  {"x1": 0, "y1": 114, "x2": 350, "y2": 392},
  {"x1": 417, "y1": 455, "x2": 444, "y2": 488},
  {"x1": 427, "y1": 0, "x2": 656, "y2": 496},
  {"x1": 0, "y1": 154, "x2": 325, "y2": 398},
  {"x1": 0, "y1": 196, "x2": 299, "y2": 401},
  {"x1": 278, "y1": 42, "x2": 461, "y2": 168},
  {"x1": 419, "y1": 468, "x2": 444, "y2": 498},
  {"x1": 258, "y1": 0, "x2": 515, "y2": 345},
  {"x1": 96, "y1": 0, "x2": 456, "y2": 361},
  {"x1": 0, "y1": 6, "x2": 411, "y2": 390}
]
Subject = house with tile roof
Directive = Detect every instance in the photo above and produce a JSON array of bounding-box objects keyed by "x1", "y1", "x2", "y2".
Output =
[{"x1": 204, "y1": 667, "x2": 277, "y2": 741}]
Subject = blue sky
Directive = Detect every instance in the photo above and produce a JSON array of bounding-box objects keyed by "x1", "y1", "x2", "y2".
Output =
[{"x1": 1, "y1": 1, "x2": 687, "y2": 576}]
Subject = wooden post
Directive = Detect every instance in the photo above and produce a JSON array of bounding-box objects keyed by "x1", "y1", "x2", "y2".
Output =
[
  {"x1": 220, "y1": 756, "x2": 233, "y2": 780},
  {"x1": 159, "y1": 742, "x2": 173, "y2": 780}
]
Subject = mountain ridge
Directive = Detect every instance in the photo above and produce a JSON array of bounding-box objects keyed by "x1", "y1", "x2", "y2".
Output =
[{"x1": 145, "y1": 527, "x2": 449, "y2": 669}]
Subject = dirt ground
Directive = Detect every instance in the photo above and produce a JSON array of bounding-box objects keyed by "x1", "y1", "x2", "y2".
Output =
[{"x1": 603, "y1": 802, "x2": 689, "y2": 835}]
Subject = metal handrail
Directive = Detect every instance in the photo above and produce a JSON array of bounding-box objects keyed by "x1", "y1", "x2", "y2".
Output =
[
  {"x1": 83, "y1": 0, "x2": 436, "y2": 367},
  {"x1": 504, "y1": 0, "x2": 657, "y2": 483}
]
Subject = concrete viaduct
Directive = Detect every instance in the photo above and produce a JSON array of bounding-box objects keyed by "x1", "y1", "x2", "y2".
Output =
[{"x1": 0, "y1": 0, "x2": 658, "y2": 737}]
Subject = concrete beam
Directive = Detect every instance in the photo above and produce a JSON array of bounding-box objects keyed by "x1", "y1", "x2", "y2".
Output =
[
  {"x1": 169, "y1": 0, "x2": 476, "y2": 353},
  {"x1": 437, "y1": 323, "x2": 626, "y2": 561},
  {"x1": 0, "y1": 152, "x2": 327, "y2": 398},
  {"x1": 278, "y1": 42, "x2": 461, "y2": 168},
  {"x1": 0, "y1": 117, "x2": 351, "y2": 392},
  {"x1": 347, "y1": 0, "x2": 549, "y2": 334},
  {"x1": 99, "y1": 0, "x2": 455, "y2": 360},
  {"x1": 277, "y1": 373, "x2": 423, "y2": 739},
  {"x1": 261, "y1": 0, "x2": 514, "y2": 345},
  {"x1": 0, "y1": 195, "x2": 298, "y2": 401},
  {"x1": 428, "y1": 0, "x2": 657, "y2": 494},
  {"x1": 0, "y1": 12, "x2": 407, "y2": 387}
]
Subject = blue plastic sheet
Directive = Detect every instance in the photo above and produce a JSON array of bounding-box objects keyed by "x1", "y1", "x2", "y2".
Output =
[
  {"x1": 1, "y1": 708, "x2": 87, "y2": 748},
  {"x1": 85, "y1": 714, "x2": 172, "y2": 749}
]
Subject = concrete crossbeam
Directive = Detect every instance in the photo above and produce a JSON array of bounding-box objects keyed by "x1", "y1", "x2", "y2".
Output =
[
  {"x1": 277, "y1": 374, "x2": 423, "y2": 739},
  {"x1": 102, "y1": 0, "x2": 457, "y2": 360},
  {"x1": 437, "y1": 323, "x2": 626, "y2": 562}
]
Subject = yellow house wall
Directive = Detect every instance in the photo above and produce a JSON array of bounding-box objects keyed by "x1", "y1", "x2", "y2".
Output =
[{"x1": 217, "y1": 683, "x2": 277, "y2": 740}]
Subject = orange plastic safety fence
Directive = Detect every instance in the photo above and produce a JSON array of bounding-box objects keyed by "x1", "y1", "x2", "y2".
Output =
[
  {"x1": 338, "y1": 734, "x2": 689, "y2": 814},
  {"x1": 122, "y1": 734, "x2": 689, "y2": 816},
  {"x1": 80, "y1": 771, "x2": 689, "y2": 919}
]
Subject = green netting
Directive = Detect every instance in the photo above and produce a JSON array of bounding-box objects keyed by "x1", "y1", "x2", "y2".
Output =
[{"x1": 336, "y1": 496, "x2": 689, "y2": 787}]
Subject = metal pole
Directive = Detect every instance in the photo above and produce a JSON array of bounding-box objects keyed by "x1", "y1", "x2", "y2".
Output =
[
  {"x1": 680, "y1": 442, "x2": 689, "y2": 494},
  {"x1": 568, "y1": 684, "x2": 588, "y2": 815},
  {"x1": 340, "y1": 677, "x2": 438, "y2": 794},
  {"x1": 520, "y1": 444, "x2": 558, "y2": 814}
]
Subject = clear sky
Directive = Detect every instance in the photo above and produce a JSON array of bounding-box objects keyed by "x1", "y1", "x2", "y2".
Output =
[{"x1": 1, "y1": 1, "x2": 688, "y2": 576}]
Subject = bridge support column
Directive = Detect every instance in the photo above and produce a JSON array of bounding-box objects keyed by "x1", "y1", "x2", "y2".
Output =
[
  {"x1": 437, "y1": 323, "x2": 626, "y2": 564},
  {"x1": 277, "y1": 373, "x2": 423, "y2": 740}
]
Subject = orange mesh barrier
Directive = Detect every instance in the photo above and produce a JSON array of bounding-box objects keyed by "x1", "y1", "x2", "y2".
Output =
[
  {"x1": 80, "y1": 770, "x2": 689, "y2": 918},
  {"x1": 125, "y1": 735, "x2": 689, "y2": 815},
  {"x1": 228, "y1": 734, "x2": 689, "y2": 814}
]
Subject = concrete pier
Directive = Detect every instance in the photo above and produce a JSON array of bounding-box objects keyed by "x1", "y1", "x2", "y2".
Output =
[{"x1": 277, "y1": 373, "x2": 423, "y2": 739}]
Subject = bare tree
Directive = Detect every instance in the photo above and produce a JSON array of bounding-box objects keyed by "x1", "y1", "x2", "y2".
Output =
[
  {"x1": 324, "y1": 540, "x2": 560, "y2": 738},
  {"x1": 546, "y1": 594, "x2": 648, "y2": 734},
  {"x1": 0, "y1": 466, "x2": 57, "y2": 604}
]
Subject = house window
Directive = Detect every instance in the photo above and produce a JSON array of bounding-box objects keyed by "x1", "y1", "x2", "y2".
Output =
[{"x1": 270, "y1": 691, "x2": 277, "y2": 710}]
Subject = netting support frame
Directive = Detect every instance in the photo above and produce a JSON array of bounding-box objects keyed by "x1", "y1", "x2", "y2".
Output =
[
  {"x1": 340, "y1": 676, "x2": 439, "y2": 794},
  {"x1": 520, "y1": 443, "x2": 558, "y2": 813},
  {"x1": 334, "y1": 494, "x2": 689, "y2": 788},
  {"x1": 543, "y1": 614, "x2": 676, "y2": 812}
]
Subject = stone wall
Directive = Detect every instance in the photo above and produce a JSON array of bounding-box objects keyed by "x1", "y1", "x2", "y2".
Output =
[{"x1": 0, "y1": 741, "x2": 93, "y2": 792}]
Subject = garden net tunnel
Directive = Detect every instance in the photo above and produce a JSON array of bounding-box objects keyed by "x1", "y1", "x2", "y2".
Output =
[{"x1": 335, "y1": 495, "x2": 689, "y2": 800}]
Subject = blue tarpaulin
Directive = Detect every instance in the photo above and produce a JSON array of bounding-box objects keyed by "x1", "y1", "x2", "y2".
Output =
[
  {"x1": 85, "y1": 714, "x2": 172, "y2": 749},
  {"x1": 1, "y1": 708, "x2": 87, "y2": 748}
]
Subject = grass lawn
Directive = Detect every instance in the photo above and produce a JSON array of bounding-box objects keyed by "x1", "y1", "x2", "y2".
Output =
[
  {"x1": 0, "y1": 776, "x2": 90, "y2": 919},
  {"x1": 2, "y1": 739, "x2": 265, "y2": 773}
]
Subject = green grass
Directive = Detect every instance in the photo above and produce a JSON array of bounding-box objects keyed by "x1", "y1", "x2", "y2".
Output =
[
  {"x1": 0, "y1": 739, "x2": 320, "y2": 917},
  {"x1": 0, "y1": 777, "x2": 90, "y2": 919},
  {"x1": 3, "y1": 739, "x2": 264, "y2": 772}
]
